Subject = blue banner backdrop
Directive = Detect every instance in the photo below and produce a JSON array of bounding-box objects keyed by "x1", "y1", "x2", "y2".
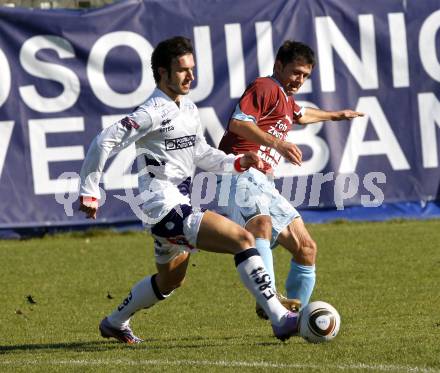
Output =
[{"x1": 0, "y1": 0, "x2": 440, "y2": 228}]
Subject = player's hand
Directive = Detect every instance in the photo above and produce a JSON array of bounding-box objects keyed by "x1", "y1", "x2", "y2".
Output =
[
  {"x1": 274, "y1": 140, "x2": 302, "y2": 166},
  {"x1": 240, "y1": 151, "x2": 265, "y2": 171},
  {"x1": 79, "y1": 196, "x2": 99, "y2": 219},
  {"x1": 332, "y1": 110, "x2": 364, "y2": 121}
]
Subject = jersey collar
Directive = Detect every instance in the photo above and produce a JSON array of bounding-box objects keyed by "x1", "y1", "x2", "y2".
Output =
[
  {"x1": 154, "y1": 87, "x2": 186, "y2": 108},
  {"x1": 269, "y1": 76, "x2": 289, "y2": 101}
]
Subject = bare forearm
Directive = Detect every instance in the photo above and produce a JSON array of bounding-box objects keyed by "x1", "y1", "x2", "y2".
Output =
[
  {"x1": 229, "y1": 119, "x2": 280, "y2": 148},
  {"x1": 228, "y1": 119, "x2": 302, "y2": 165},
  {"x1": 298, "y1": 107, "x2": 364, "y2": 124},
  {"x1": 298, "y1": 107, "x2": 337, "y2": 124}
]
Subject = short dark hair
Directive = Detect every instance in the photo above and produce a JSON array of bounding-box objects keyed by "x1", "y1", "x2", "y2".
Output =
[
  {"x1": 275, "y1": 40, "x2": 315, "y2": 67},
  {"x1": 151, "y1": 36, "x2": 194, "y2": 84}
]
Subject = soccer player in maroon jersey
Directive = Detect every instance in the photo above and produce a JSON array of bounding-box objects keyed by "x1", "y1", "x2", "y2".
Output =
[{"x1": 218, "y1": 40, "x2": 363, "y2": 318}]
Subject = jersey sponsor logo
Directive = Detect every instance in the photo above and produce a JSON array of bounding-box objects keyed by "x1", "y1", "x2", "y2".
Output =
[
  {"x1": 258, "y1": 146, "x2": 282, "y2": 169},
  {"x1": 161, "y1": 118, "x2": 172, "y2": 126},
  {"x1": 120, "y1": 116, "x2": 140, "y2": 130},
  {"x1": 160, "y1": 118, "x2": 174, "y2": 133},
  {"x1": 165, "y1": 135, "x2": 196, "y2": 151},
  {"x1": 160, "y1": 126, "x2": 174, "y2": 133},
  {"x1": 268, "y1": 125, "x2": 284, "y2": 139}
]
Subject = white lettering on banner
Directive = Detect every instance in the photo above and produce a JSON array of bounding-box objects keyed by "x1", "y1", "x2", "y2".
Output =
[
  {"x1": 388, "y1": 13, "x2": 410, "y2": 88},
  {"x1": 225, "y1": 23, "x2": 246, "y2": 98},
  {"x1": 198, "y1": 107, "x2": 225, "y2": 147},
  {"x1": 19, "y1": 36, "x2": 80, "y2": 113},
  {"x1": 88, "y1": 32, "x2": 154, "y2": 108},
  {"x1": 315, "y1": 15, "x2": 378, "y2": 92},
  {"x1": 255, "y1": 21, "x2": 274, "y2": 77},
  {"x1": 280, "y1": 175, "x2": 308, "y2": 207},
  {"x1": 339, "y1": 96, "x2": 410, "y2": 173},
  {"x1": 418, "y1": 92, "x2": 440, "y2": 168},
  {"x1": 0, "y1": 49, "x2": 11, "y2": 107},
  {"x1": 189, "y1": 26, "x2": 214, "y2": 102},
  {"x1": 309, "y1": 172, "x2": 334, "y2": 207},
  {"x1": 362, "y1": 172, "x2": 386, "y2": 207},
  {"x1": 101, "y1": 115, "x2": 138, "y2": 190},
  {"x1": 0, "y1": 121, "x2": 14, "y2": 179},
  {"x1": 275, "y1": 101, "x2": 330, "y2": 177},
  {"x1": 334, "y1": 173, "x2": 359, "y2": 210},
  {"x1": 217, "y1": 173, "x2": 232, "y2": 207},
  {"x1": 29, "y1": 117, "x2": 84, "y2": 194},
  {"x1": 191, "y1": 171, "x2": 217, "y2": 207},
  {"x1": 419, "y1": 9, "x2": 440, "y2": 82},
  {"x1": 278, "y1": 172, "x2": 386, "y2": 209},
  {"x1": 54, "y1": 171, "x2": 81, "y2": 216}
]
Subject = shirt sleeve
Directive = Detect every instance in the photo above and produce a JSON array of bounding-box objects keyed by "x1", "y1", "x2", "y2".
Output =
[
  {"x1": 232, "y1": 80, "x2": 274, "y2": 123},
  {"x1": 292, "y1": 99, "x2": 306, "y2": 120},
  {"x1": 79, "y1": 106, "x2": 157, "y2": 198},
  {"x1": 193, "y1": 111, "x2": 238, "y2": 174}
]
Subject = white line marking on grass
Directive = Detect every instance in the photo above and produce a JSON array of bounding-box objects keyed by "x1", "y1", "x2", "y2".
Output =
[{"x1": 0, "y1": 359, "x2": 439, "y2": 372}]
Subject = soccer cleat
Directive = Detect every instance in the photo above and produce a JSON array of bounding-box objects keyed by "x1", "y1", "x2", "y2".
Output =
[
  {"x1": 256, "y1": 293, "x2": 301, "y2": 320},
  {"x1": 99, "y1": 317, "x2": 143, "y2": 344},
  {"x1": 272, "y1": 311, "x2": 299, "y2": 341}
]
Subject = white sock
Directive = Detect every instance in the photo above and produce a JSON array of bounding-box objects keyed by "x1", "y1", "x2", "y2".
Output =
[
  {"x1": 107, "y1": 274, "x2": 170, "y2": 328},
  {"x1": 235, "y1": 248, "x2": 287, "y2": 325}
]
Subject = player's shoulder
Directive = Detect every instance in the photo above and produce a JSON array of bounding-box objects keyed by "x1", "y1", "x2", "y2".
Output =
[
  {"x1": 244, "y1": 77, "x2": 280, "y2": 100},
  {"x1": 141, "y1": 89, "x2": 169, "y2": 112},
  {"x1": 137, "y1": 88, "x2": 183, "y2": 121},
  {"x1": 251, "y1": 76, "x2": 279, "y2": 91}
]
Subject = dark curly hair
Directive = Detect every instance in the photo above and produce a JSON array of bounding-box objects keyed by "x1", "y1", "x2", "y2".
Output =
[
  {"x1": 151, "y1": 36, "x2": 194, "y2": 84},
  {"x1": 275, "y1": 40, "x2": 315, "y2": 67}
]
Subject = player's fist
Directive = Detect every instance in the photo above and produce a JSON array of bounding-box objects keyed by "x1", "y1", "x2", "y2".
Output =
[
  {"x1": 79, "y1": 196, "x2": 99, "y2": 219},
  {"x1": 274, "y1": 139, "x2": 302, "y2": 166},
  {"x1": 237, "y1": 152, "x2": 265, "y2": 171}
]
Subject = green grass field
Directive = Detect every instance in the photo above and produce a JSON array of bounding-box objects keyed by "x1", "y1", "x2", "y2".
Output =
[{"x1": 1, "y1": 219, "x2": 440, "y2": 372}]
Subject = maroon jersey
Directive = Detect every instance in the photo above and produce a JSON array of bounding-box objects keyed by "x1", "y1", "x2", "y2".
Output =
[{"x1": 219, "y1": 77, "x2": 304, "y2": 173}]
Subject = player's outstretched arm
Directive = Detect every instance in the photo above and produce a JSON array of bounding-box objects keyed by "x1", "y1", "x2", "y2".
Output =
[
  {"x1": 298, "y1": 107, "x2": 364, "y2": 124},
  {"x1": 78, "y1": 112, "x2": 152, "y2": 219}
]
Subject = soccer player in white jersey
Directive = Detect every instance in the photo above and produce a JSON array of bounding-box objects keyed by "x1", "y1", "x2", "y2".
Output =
[
  {"x1": 78, "y1": 36, "x2": 299, "y2": 344},
  {"x1": 218, "y1": 40, "x2": 364, "y2": 318}
]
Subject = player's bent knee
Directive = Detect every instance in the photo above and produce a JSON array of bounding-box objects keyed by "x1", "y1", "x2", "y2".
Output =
[
  {"x1": 232, "y1": 228, "x2": 255, "y2": 251},
  {"x1": 245, "y1": 215, "x2": 272, "y2": 238},
  {"x1": 242, "y1": 229, "x2": 255, "y2": 249}
]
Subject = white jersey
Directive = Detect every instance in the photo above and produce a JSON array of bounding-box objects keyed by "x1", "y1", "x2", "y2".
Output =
[{"x1": 80, "y1": 87, "x2": 237, "y2": 225}]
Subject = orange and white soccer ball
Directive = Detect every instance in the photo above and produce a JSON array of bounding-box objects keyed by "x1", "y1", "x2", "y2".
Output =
[{"x1": 298, "y1": 301, "x2": 341, "y2": 343}]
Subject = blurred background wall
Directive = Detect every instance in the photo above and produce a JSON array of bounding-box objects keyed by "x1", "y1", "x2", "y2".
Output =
[{"x1": 0, "y1": 0, "x2": 116, "y2": 9}]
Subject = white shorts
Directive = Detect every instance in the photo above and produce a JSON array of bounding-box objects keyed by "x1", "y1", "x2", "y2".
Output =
[
  {"x1": 147, "y1": 204, "x2": 204, "y2": 264},
  {"x1": 216, "y1": 168, "x2": 300, "y2": 247}
]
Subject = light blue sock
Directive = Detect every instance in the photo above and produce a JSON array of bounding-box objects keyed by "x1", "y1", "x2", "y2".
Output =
[
  {"x1": 285, "y1": 260, "x2": 315, "y2": 307},
  {"x1": 255, "y1": 238, "x2": 276, "y2": 290}
]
